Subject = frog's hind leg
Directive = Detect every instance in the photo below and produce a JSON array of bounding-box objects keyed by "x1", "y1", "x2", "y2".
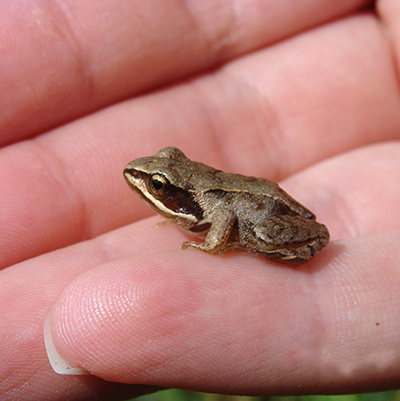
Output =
[
  {"x1": 254, "y1": 215, "x2": 329, "y2": 265},
  {"x1": 260, "y1": 237, "x2": 328, "y2": 265}
]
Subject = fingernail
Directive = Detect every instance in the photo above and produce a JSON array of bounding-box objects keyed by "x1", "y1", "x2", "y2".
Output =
[{"x1": 44, "y1": 307, "x2": 89, "y2": 375}]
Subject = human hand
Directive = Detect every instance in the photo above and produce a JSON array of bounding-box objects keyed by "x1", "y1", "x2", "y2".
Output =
[{"x1": 1, "y1": 1, "x2": 400, "y2": 400}]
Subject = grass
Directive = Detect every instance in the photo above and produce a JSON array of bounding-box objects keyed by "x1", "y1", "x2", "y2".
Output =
[{"x1": 133, "y1": 389, "x2": 400, "y2": 401}]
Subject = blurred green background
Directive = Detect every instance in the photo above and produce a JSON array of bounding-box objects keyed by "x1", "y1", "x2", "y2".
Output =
[{"x1": 134, "y1": 390, "x2": 400, "y2": 401}]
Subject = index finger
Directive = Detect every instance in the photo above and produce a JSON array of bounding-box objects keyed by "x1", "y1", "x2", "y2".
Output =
[{"x1": 0, "y1": 0, "x2": 368, "y2": 145}]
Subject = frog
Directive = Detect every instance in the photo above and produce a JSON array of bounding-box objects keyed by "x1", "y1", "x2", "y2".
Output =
[{"x1": 123, "y1": 147, "x2": 330, "y2": 265}]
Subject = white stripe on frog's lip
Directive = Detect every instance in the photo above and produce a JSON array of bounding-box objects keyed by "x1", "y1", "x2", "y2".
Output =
[{"x1": 127, "y1": 173, "x2": 199, "y2": 223}]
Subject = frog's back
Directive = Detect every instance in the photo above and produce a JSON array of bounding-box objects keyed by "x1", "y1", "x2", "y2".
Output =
[
  {"x1": 194, "y1": 167, "x2": 315, "y2": 220},
  {"x1": 205, "y1": 168, "x2": 282, "y2": 197}
]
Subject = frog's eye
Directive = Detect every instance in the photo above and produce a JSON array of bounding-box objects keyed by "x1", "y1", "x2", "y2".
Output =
[{"x1": 149, "y1": 173, "x2": 170, "y2": 196}]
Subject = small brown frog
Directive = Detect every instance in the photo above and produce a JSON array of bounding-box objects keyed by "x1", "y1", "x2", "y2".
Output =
[{"x1": 124, "y1": 147, "x2": 329, "y2": 265}]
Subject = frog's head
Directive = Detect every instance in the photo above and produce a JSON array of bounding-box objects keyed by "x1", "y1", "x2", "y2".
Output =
[{"x1": 124, "y1": 147, "x2": 203, "y2": 226}]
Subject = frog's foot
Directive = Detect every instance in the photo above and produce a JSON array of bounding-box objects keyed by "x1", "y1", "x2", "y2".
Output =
[{"x1": 182, "y1": 241, "x2": 222, "y2": 255}]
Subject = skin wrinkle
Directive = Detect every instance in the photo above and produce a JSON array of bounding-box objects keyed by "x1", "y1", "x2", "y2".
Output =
[
  {"x1": 30, "y1": 136, "x2": 90, "y2": 242},
  {"x1": 36, "y1": 0, "x2": 95, "y2": 109},
  {"x1": 377, "y1": 1, "x2": 400, "y2": 87},
  {"x1": 218, "y1": 68, "x2": 286, "y2": 177},
  {"x1": 190, "y1": 70, "x2": 286, "y2": 179},
  {"x1": 182, "y1": 0, "x2": 237, "y2": 62},
  {"x1": 187, "y1": 79, "x2": 228, "y2": 169},
  {"x1": 44, "y1": 0, "x2": 95, "y2": 103},
  {"x1": 0, "y1": 1, "x2": 94, "y2": 146},
  {"x1": 237, "y1": 74, "x2": 287, "y2": 179},
  {"x1": 330, "y1": 187, "x2": 360, "y2": 240}
]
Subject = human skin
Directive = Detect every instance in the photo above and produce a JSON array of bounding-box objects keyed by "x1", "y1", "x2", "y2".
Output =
[{"x1": 1, "y1": 0, "x2": 400, "y2": 400}]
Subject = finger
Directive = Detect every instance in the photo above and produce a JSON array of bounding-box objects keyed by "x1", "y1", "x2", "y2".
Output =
[
  {"x1": 48, "y1": 230, "x2": 400, "y2": 395},
  {"x1": 0, "y1": 217, "x2": 168, "y2": 401},
  {"x1": 0, "y1": 0, "x2": 366, "y2": 145},
  {"x1": 1, "y1": 14, "x2": 398, "y2": 268},
  {"x1": 378, "y1": 0, "x2": 400, "y2": 70}
]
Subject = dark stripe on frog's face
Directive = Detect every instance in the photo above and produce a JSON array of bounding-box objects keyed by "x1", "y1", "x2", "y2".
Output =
[
  {"x1": 156, "y1": 181, "x2": 204, "y2": 219},
  {"x1": 124, "y1": 168, "x2": 203, "y2": 221}
]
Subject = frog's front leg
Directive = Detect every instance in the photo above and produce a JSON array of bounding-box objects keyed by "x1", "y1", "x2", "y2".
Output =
[{"x1": 182, "y1": 210, "x2": 237, "y2": 254}]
